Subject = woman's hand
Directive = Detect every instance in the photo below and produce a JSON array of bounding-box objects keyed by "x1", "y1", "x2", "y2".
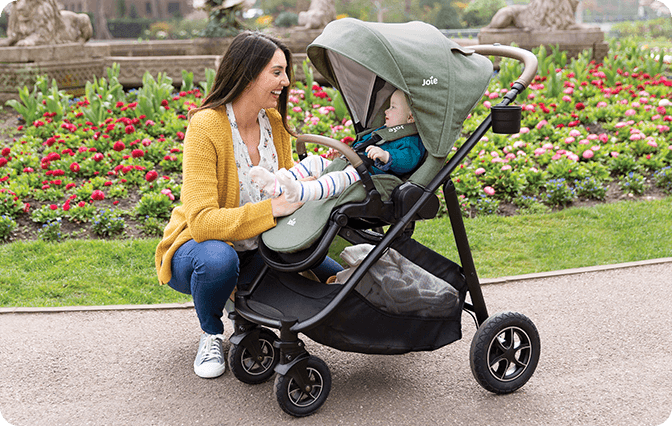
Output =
[
  {"x1": 271, "y1": 193, "x2": 303, "y2": 217},
  {"x1": 365, "y1": 145, "x2": 390, "y2": 164}
]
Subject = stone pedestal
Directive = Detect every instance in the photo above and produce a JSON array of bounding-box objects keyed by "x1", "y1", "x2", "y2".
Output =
[
  {"x1": 478, "y1": 26, "x2": 608, "y2": 61},
  {"x1": 0, "y1": 43, "x2": 108, "y2": 103}
]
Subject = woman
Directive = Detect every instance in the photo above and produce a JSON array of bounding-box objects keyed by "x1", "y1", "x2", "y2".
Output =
[{"x1": 155, "y1": 31, "x2": 342, "y2": 379}]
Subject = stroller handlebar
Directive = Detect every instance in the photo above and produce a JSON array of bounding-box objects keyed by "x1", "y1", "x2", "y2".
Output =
[
  {"x1": 468, "y1": 44, "x2": 539, "y2": 89},
  {"x1": 296, "y1": 134, "x2": 363, "y2": 168}
]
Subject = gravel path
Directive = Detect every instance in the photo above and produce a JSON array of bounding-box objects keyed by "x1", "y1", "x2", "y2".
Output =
[{"x1": 1, "y1": 261, "x2": 671, "y2": 426}]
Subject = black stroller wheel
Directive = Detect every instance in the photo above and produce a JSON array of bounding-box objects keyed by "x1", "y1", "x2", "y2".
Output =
[
  {"x1": 274, "y1": 355, "x2": 331, "y2": 417},
  {"x1": 228, "y1": 328, "x2": 279, "y2": 384},
  {"x1": 470, "y1": 312, "x2": 540, "y2": 394}
]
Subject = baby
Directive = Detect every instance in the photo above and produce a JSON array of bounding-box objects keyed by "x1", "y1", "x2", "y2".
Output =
[{"x1": 250, "y1": 89, "x2": 425, "y2": 203}]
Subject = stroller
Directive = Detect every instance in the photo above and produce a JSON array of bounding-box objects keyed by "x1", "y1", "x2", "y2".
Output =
[{"x1": 228, "y1": 18, "x2": 541, "y2": 417}]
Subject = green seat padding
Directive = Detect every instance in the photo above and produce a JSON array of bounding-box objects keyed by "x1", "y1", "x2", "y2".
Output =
[{"x1": 261, "y1": 158, "x2": 401, "y2": 253}]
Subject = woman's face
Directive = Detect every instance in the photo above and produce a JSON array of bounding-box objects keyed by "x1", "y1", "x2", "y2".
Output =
[{"x1": 246, "y1": 48, "x2": 290, "y2": 111}]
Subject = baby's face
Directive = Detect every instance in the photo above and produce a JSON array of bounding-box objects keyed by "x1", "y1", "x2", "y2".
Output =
[{"x1": 384, "y1": 90, "x2": 413, "y2": 128}]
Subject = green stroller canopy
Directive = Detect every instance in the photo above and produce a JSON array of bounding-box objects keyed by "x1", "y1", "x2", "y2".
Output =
[{"x1": 307, "y1": 18, "x2": 493, "y2": 161}]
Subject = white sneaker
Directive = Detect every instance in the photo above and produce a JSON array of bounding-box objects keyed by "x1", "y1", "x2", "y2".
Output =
[{"x1": 193, "y1": 333, "x2": 226, "y2": 378}]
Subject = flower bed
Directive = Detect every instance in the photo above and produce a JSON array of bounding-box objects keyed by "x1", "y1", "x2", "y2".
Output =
[{"x1": 0, "y1": 39, "x2": 671, "y2": 242}]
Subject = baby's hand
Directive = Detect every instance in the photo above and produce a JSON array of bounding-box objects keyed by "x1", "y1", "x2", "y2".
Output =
[{"x1": 365, "y1": 146, "x2": 390, "y2": 164}]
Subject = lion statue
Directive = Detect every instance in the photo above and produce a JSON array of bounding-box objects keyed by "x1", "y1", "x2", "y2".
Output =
[
  {"x1": 298, "y1": 0, "x2": 336, "y2": 30},
  {"x1": 486, "y1": 0, "x2": 583, "y2": 31},
  {"x1": 0, "y1": 0, "x2": 93, "y2": 47}
]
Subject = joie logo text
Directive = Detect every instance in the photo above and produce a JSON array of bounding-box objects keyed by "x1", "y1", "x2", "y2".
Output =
[{"x1": 422, "y1": 76, "x2": 438, "y2": 87}]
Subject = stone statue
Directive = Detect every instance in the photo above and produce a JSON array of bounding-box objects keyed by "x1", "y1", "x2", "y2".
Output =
[
  {"x1": 486, "y1": 0, "x2": 583, "y2": 31},
  {"x1": 298, "y1": 0, "x2": 336, "y2": 30},
  {"x1": 0, "y1": 0, "x2": 93, "y2": 47}
]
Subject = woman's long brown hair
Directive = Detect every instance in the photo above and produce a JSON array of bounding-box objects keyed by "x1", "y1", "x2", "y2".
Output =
[{"x1": 188, "y1": 31, "x2": 296, "y2": 136}]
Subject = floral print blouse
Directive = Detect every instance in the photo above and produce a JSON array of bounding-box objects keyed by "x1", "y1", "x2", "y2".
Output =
[{"x1": 226, "y1": 103, "x2": 279, "y2": 251}]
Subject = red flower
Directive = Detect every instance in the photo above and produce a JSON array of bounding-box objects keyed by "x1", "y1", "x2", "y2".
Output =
[
  {"x1": 91, "y1": 190, "x2": 105, "y2": 201},
  {"x1": 113, "y1": 141, "x2": 126, "y2": 152},
  {"x1": 125, "y1": 125, "x2": 135, "y2": 134},
  {"x1": 66, "y1": 183, "x2": 76, "y2": 190},
  {"x1": 77, "y1": 201, "x2": 86, "y2": 208},
  {"x1": 575, "y1": 103, "x2": 585, "y2": 111},
  {"x1": 161, "y1": 99, "x2": 169, "y2": 107},
  {"x1": 0, "y1": 158, "x2": 7, "y2": 167},
  {"x1": 93, "y1": 153, "x2": 104, "y2": 162},
  {"x1": 176, "y1": 131, "x2": 185, "y2": 140},
  {"x1": 1, "y1": 147, "x2": 10, "y2": 157},
  {"x1": 52, "y1": 169, "x2": 65, "y2": 176},
  {"x1": 49, "y1": 204, "x2": 58, "y2": 210},
  {"x1": 23, "y1": 167, "x2": 34, "y2": 173},
  {"x1": 145, "y1": 170, "x2": 158, "y2": 182},
  {"x1": 70, "y1": 162, "x2": 80, "y2": 173},
  {"x1": 131, "y1": 149, "x2": 145, "y2": 158},
  {"x1": 63, "y1": 201, "x2": 71, "y2": 211},
  {"x1": 103, "y1": 181, "x2": 112, "y2": 186},
  {"x1": 341, "y1": 136, "x2": 355, "y2": 145},
  {"x1": 23, "y1": 203, "x2": 30, "y2": 213}
]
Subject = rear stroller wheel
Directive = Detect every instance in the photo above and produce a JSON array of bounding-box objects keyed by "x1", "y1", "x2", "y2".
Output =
[
  {"x1": 274, "y1": 355, "x2": 331, "y2": 417},
  {"x1": 470, "y1": 311, "x2": 540, "y2": 394},
  {"x1": 228, "y1": 328, "x2": 279, "y2": 384}
]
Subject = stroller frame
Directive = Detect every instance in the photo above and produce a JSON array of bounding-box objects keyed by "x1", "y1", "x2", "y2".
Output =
[{"x1": 227, "y1": 40, "x2": 541, "y2": 417}]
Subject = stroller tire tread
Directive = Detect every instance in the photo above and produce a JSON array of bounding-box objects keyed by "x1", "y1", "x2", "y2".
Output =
[{"x1": 469, "y1": 311, "x2": 540, "y2": 394}]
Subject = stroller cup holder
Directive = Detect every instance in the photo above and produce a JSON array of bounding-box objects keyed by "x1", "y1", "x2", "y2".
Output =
[{"x1": 490, "y1": 104, "x2": 522, "y2": 134}]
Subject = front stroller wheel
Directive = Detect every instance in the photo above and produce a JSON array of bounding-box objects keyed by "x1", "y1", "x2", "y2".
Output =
[
  {"x1": 274, "y1": 355, "x2": 331, "y2": 417},
  {"x1": 470, "y1": 311, "x2": 540, "y2": 394},
  {"x1": 228, "y1": 328, "x2": 279, "y2": 384}
]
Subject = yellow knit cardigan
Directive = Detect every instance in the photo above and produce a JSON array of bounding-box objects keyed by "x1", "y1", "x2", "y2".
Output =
[{"x1": 155, "y1": 106, "x2": 295, "y2": 284}]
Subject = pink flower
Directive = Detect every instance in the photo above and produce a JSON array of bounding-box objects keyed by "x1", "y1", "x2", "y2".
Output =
[
  {"x1": 535, "y1": 120, "x2": 547, "y2": 130},
  {"x1": 145, "y1": 120, "x2": 155, "y2": 127},
  {"x1": 648, "y1": 141, "x2": 658, "y2": 148},
  {"x1": 474, "y1": 167, "x2": 486, "y2": 175},
  {"x1": 501, "y1": 164, "x2": 512, "y2": 171},
  {"x1": 611, "y1": 152, "x2": 619, "y2": 158},
  {"x1": 519, "y1": 127, "x2": 529, "y2": 134},
  {"x1": 176, "y1": 131, "x2": 185, "y2": 140},
  {"x1": 582, "y1": 149, "x2": 594, "y2": 159},
  {"x1": 597, "y1": 101, "x2": 608, "y2": 108},
  {"x1": 624, "y1": 109, "x2": 636, "y2": 116},
  {"x1": 161, "y1": 188, "x2": 175, "y2": 201},
  {"x1": 562, "y1": 95, "x2": 572, "y2": 102},
  {"x1": 484, "y1": 186, "x2": 495, "y2": 196},
  {"x1": 292, "y1": 106, "x2": 302, "y2": 113},
  {"x1": 483, "y1": 101, "x2": 492, "y2": 109},
  {"x1": 91, "y1": 190, "x2": 105, "y2": 201},
  {"x1": 564, "y1": 137, "x2": 575, "y2": 144},
  {"x1": 142, "y1": 138, "x2": 152, "y2": 147}
]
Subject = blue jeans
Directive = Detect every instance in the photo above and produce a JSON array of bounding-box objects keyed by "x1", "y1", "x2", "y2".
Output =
[{"x1": 168, "y1": 239, "x2": 342, "y2": 335}]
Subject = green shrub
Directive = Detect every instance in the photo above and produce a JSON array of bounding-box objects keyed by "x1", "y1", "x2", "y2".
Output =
[
  {"x1": 544, "y1": 178, "x2": 575, "y2": 207},
  {"x1": 0, "y1": 215, "x2": 17, "y2": 241},
  {"x1": 92, "y1": 209, "x2": 126, "y2": 237},
  {"x1": 38, "y1": 218, "x2": 63, "y2": 242},
  {"x1": 135, "y1": 192, "x2": 173, "y2": 219},
  {"x1": 462, "y1": 0, "x2": 506, "y2": 27},
  {"x1": 275, "y1": 12, "x2": 298, "y2": 28}
]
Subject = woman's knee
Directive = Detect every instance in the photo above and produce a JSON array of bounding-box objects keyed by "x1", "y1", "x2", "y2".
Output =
[{"x1": 191, "y1": 240, "x2": 239, "y2": 282}]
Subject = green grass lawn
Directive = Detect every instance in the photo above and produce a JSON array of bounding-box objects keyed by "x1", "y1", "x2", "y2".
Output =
[{"x1": 1, "y1": 197, "x2": 670, "y2": 308}]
